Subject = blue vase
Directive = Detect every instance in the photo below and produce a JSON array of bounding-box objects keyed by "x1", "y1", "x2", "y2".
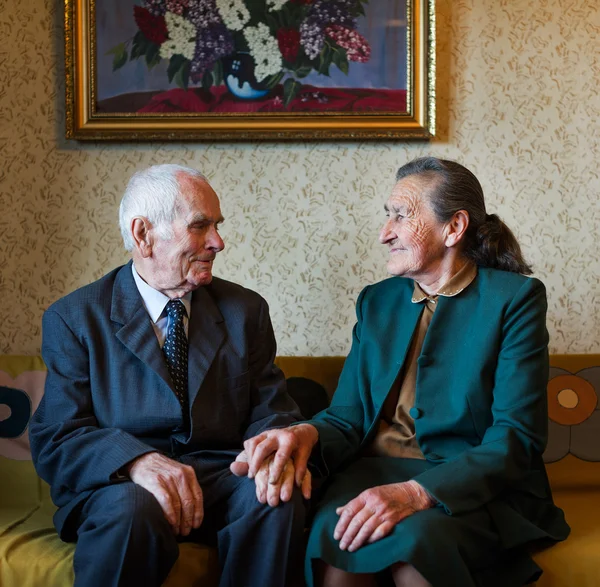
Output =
[{"x1": 223, "y1": 52, "x2": 270, "y2": 100}]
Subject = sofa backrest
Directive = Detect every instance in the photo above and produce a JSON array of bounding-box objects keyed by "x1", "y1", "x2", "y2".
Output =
[
  {"x1": 274, "y1": 354, "x2": 600, "y2": 491},
  {"x1": 1, "y1": 354, "x2": 599, "y2": 496}
]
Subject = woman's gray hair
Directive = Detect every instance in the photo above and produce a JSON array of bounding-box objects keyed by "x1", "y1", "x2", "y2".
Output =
[
  {"x1": 395, "y1": 157, "x2": 533, "y2": 275},
  {"x1": 119, "y1": 164, "x2": 206, "y2": 251}
]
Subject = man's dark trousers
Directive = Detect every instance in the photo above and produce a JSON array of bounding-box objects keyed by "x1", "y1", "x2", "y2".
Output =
[{"x1": 68, "y1": 451, "x2": 306, "y2": 587}]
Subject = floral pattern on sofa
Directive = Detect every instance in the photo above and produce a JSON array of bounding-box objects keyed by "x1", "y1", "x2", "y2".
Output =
[
  {"x1": 0, "y1": 357, "x2": 46, "y2": 461},
  {"x1": 544, "y1": 367, "x2": 600, "y2": 463}
]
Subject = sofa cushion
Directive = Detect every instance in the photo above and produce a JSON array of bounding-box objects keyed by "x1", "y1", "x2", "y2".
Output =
[
  {"x1": 532, "y1": 489, "x2": 600, "y2": 587},
  {"x1": 0, "y1": 495, "x2": 219, "y2": 587},
  {"x1": 0, "y1": 458, "x2": 42, "y2": 534}
]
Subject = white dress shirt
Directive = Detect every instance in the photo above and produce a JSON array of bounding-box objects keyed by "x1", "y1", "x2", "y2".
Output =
[{"x1": 131, "y1": 264, "x2": 192, "y2": 347}]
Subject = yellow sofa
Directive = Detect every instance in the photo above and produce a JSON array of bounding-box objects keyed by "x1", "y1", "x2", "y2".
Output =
[{"x1": 1, "y1": 354, "x2": 599, "y2": 586}]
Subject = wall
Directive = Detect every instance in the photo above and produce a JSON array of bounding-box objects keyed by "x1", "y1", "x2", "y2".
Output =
[{"x1": 0, "y1": 0, "x2": 598, "y2": 356}]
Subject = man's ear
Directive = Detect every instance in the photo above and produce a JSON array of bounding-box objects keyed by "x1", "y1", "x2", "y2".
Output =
[
  {"x1": 444, "y1": 210, "x2": 470, "y2": 248},
  {"x1": 131, "y1": 217, "x2": 153, "y2": 258}
]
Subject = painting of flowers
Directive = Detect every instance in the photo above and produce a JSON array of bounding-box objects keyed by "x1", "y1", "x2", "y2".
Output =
[
  {"x1": 66, "y1": 0, "x2": 434, "y2": 139},
  {"x1": 98, "y1": 0, "x2": 409, "y2": 112}
]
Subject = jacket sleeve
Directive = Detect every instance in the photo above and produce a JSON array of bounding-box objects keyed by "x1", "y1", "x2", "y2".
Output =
[
  {"x1": 307, "y1": 287, "x2": 371, "y2": 474},
  {"x1": 29, "y1": 309, "x2": 155, "y2": 496},
  {"x1": 413, "y1": 278, "x2": 550, "y2": 515},
  {"x1": 242, "y1": 296, "x2": 303, "y2": 440}
]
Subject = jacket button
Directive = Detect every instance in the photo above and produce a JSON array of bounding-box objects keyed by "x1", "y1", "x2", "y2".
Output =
[
  {"x1": 418, "y1": 355, "x2": 432, "y2": 367},
  {"x1": 409, "y1": 407, "x2": 422, "y2": 419}
]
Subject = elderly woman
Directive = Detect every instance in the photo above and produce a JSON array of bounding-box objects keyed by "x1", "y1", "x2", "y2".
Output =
[{"x1": 237, "y1": 157, "x2": 570, "y2": 587}]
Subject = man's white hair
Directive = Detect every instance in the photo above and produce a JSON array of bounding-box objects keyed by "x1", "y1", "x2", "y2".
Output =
[{"x1": 119, "y1": 164, "x2": 206, "y2": 251}]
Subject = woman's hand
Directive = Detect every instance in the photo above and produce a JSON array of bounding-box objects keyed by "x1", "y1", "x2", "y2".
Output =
[
  {"x1": 233, "y1": 423, "x2": 319, "y2": 491},
  {"x1": 334, "y1": 480, "x2": 435, "y2": 552}
]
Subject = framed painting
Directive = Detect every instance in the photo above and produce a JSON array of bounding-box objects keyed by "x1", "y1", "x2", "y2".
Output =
[{"x1": 65, "y1": 0, "x2": 436, "y2": 140}]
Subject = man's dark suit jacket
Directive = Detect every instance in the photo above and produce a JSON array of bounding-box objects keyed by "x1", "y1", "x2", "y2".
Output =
[{"x1": 29, "y1": 262, "x2": 302, "y2": 536}]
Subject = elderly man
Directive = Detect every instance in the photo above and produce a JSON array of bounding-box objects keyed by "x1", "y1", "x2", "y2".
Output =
[{"x1": 29, "y1": 164, "x2": 307, "y2": 587}]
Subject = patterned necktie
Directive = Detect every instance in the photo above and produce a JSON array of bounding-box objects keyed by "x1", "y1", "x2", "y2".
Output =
[{"x1": 162, "y1": 299, "x2": 188, "y2": 411}]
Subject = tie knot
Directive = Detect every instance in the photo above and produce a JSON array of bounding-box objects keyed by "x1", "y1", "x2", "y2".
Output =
[{"x1": 166, "y1": 299, "x2": 186, "y2": 321}]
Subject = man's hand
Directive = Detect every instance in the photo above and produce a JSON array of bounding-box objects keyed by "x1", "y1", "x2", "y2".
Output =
[
  {"x1": 126, "y1": 452, "x2": 203, "y2": 537},
  {"x1": 255, "y1": 455, "x2": 312, "y2": 505},
  {"x1": 334, "y1": 481, "x2": 435, "y2": 552},
  {"x1": 241, "y1": 423, "x2": 319, "y2": 489},
  {"x1": 230, "y1": 450, "x2": 312, "y2": 504}
]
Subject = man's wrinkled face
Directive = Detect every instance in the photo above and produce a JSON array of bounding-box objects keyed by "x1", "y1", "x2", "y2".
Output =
[
  {"x1": 379, "y1": 175, "x2": 448, "y2": 280},
  {"x1": 150, "y1": 174, "x2": 224, "y2": 295}
]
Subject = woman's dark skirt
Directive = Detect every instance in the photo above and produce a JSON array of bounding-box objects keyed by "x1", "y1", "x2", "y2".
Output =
[{"x1": 305, "y1": 457, "x2": 542, "y2": 587}]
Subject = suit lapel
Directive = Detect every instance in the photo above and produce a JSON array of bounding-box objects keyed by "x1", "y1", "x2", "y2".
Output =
[
  {"x1": 187, "y1": 285, "x2": 225, "y2": 407},
  {"x1": 111, "y1": 262, "x2": 172, "y2": 390}
]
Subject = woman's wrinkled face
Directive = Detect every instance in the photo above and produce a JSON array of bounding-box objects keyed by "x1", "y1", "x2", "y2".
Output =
[{"x1": 379, "y1": 175, "x2": 448, "y2": 279}]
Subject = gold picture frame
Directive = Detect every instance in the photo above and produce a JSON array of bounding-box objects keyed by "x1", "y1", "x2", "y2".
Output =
[{"x1": 65, "y1": 0, "x2": 436, "y2": 141}]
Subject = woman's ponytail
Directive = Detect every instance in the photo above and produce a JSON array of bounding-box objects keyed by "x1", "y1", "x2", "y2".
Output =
[{"x1": 467, "y1": 214, "x2": 532, "y2": 275}]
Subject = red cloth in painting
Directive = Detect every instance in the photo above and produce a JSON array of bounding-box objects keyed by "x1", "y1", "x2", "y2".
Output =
[{"x1": 138, "y1": 85, "x2": 407, "y2": 114}]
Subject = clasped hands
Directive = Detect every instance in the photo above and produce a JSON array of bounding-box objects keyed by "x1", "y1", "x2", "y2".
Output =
[
  {"x1": 230, "y1": 423, "x2": 318, "y2": 506},
  {"x1": 229, "y1": 424, "x2": 435, "y2": 552}
]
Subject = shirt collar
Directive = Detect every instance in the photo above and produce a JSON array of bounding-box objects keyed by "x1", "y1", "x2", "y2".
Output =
[
  {"x1": 131, "y1": 264, "x2": 192, "y2": 322},
  {"x1": 412, "y1": 262, "x2": 478, "y2": 304}
]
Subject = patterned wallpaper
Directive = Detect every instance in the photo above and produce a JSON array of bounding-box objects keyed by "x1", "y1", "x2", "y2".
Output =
[{"x1": 0, "y1": 0, "x2": 598, "y2": 356}]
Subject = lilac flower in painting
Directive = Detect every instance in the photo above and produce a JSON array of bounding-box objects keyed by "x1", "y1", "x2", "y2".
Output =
[
  {"x1": 191, "y1": 23, "x2": 234, "y2": 76},
  {"x1": 310, "y1": 0, "x2": 358, "y2": 28},
  {"x1": 187, "y1": 0, "x2": 222, "y2": 27},
  {"x1": 166, "y1": 0, "x2": 189, "y2": 16},
  {"x1": 300, "y1": 0, "x2": 357, "y2": 60},
  {"x1": 299, "y1": 21, "x2": 324, "y2": 60},
  {"x1": 143, "y1": 0, "x2": 167, "y2": 17},
  {"x1": 186, "y1": 0, "x2": 233, "y2": 76}
]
